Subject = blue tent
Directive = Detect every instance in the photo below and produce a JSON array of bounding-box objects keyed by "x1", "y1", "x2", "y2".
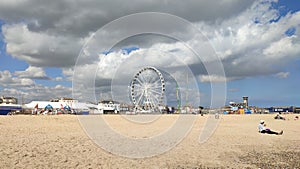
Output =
[
  {"x1": 44, "y1": 104, "x2": 53, "y2": 110},
  {"x1": 244, "y1": 108, "x2": 251, "y2": 114},
  {"x1": 64, "y1": 105, "x2": 71, "y2": 111}
]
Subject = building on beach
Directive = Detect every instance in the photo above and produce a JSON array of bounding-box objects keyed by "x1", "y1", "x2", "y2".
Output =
[
  {"x1": 294, "y1": 107, "x2": 300, "y2": 113},
  {"x1": 0, "y1": 96, "x2": 18, "y2": 104},
  {"x1": 97, "y1": 100, "x2": 120, "y2": 114},
  {"x1": 223, "y1": 96, "x2": 251, "y2": 114},
  {"x1": 0, "y1": 96, "x2": 22, "y2": 115},
  {"x1": 268, "y1": 106, "x2": 294, "y2": 114},
  {"x1": 229, "y1": 96, "x2": 249, "y2": 109}
]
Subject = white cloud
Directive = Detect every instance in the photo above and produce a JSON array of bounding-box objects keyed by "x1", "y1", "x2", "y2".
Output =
[
  {"x1": 2, "y1": 23, "x2": 82, "y2": 67},
  {"x1": 196, "y1": 1, "x2": 300, "y2": 79},
  {"x1": 54, "y1": 77, "x2": 63, "y2": 81},
  {"x1": 199, "y1": 74, "x2": 234, "y2": 83},
  {"x1": 0, "y1": 70, "x2": 35, "y2": 87},
  {"x1": 0, "y1": 0, "x2": 255, "y2": 68},
  {"x1": 0, "y1": 69, "x2": 73, "y2": 102},
  {"x1": 1, "y1": 84, "x2": 72, "y2": 103},
  {"x1": 263, "y1": 36, "x2": 300, "y2": 59},
  {"x1": 14, "y1": 66, "x2": 48, "y2": 79},
  {"x1": 274, "y1": 72, "x2": 289, "y2": 79}
]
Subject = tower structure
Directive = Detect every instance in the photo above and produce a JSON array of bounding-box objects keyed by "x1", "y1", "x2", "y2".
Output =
[{"x1": 243, "y1": 96, "x2": 248, "y2": 108}]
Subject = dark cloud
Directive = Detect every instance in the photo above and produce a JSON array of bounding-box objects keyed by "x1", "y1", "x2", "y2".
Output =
[
  {"x1": 0, "y1": 0, "x2": 255, "y2": 69},
  {"x1": 0, "y1": 0, "x2": 255, "y2": 36}
]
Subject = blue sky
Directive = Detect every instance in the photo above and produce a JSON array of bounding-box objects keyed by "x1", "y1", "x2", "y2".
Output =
[
  {"x1": 225, "y1": 0, "x2": 300, "y2": 107},
  {"x1": 0, "y1": 0, "x2": 299, "y2": 107}
]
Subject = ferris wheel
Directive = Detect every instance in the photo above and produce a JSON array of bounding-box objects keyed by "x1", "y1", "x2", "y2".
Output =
[{"x1": 130, "y1": 66, "x2": 165, "y2": 112}]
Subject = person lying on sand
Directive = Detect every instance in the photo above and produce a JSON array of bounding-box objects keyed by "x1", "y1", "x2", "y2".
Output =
[
  {"x1": 258, "y1": 120, "x2": 283, "y2": 135},
  {"x1": 274, "y1": 113, "x2": 286, "y2": 120}
]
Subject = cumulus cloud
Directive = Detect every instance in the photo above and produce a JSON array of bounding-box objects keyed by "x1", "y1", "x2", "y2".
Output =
[
  {"x1": 0, "y1": 70, "x2": 35, "y2": 87},
  {"x1": 0, "y1": 0, "x2": 255, "y2": 68},
  {"x1": 197, "y1": 0, "x2": 300, "y2": 80},
  {"x1": 0, "y1": 70, "x2": 72, "y2": 102},
  {"x1": 1, "y1": 84, "x2": 72, "y2": 103},
  {"x1": 0, "y1": 0, "x2": 254, "y2": 34},
  {"x1": 14, "y1": 66, "x2": 49, "y2": 79},
  {"x1": 2, "y1": 23, "x2": 82, "y2": 67},
  {"x1": 263, "y1": 36, "x2": 300, "y2": 60}
]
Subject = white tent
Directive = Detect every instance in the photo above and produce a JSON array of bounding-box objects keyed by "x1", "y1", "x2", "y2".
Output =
[
  {"x1": 25, "y1": 101, "x2": 67, "y2": 109},
  {"x1": 24, "y1": 101, "x2": 98, "y2": 110}
]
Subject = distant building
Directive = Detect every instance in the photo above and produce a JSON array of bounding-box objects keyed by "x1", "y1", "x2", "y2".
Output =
[
  {"x1": 0, "y1": 96, "x2": 22, "y2": 115},
  {"x1": 50, "y1": 97, "x2": 79, "y2": 105},
  {"x1": 221, "y1": 106, "x2": 232, "y2": 114},
  {"x1": 268, "y1": 106, "x2": 294, "y2": 113},
  {"x1": 97, "y1": 100, "x2": 120, "y2": 114},
  {"x1": 229, "y1": 96, "x2": 249, "y2": 109},
  {"x1": 0, "y1": 96, "x2": 18, "y2": 104},
  {"x1": 243, "y1": 96, "x2": 248, "y2": 108},
  {"x1": 294, "y1": 107, "x2": 300, "y2": 113},
  {"x1": 119, "y1": 103, "x2": 131, "y2": 112},
  {"x1": 58, "y1": 97, "x2": 78, "y2": 105}
]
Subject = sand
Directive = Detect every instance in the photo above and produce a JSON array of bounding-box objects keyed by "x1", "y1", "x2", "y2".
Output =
[{"x1": 0, "y1": 114, "x2": 299, "y2": 168}]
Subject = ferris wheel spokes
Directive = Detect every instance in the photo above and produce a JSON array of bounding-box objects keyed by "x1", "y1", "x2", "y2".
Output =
[{"x1": 130, "y1": 66, "x2": 165, "y2": 113}]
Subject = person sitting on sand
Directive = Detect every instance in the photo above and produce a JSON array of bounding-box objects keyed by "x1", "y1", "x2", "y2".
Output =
[
  {"x1": 274, "y1": 113, "x2": 286, "y2": 120},
  {"x1": 258, "y1": 120, "x2": 283, "y2": 135}
]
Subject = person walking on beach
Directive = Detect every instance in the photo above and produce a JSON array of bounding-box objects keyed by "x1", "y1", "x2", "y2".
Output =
[{"x1": 258, "y1": 120, "x2": 283, "y2": 135}]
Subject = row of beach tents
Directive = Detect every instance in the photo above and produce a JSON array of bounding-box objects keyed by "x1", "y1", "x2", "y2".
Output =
[{"x1": 24, "y1": 101, "x2": 97, "y2": 111}]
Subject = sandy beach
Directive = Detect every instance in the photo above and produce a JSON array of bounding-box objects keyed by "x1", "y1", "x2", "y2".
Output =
[{"x1": 0, "y1": 114, "x2": 299, "y2": 168}]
